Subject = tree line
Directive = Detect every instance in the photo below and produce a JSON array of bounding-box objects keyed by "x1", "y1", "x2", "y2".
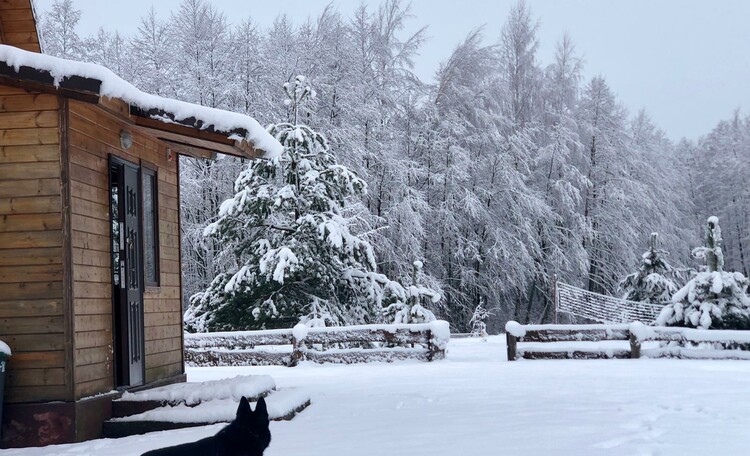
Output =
[{"x1": 39, "y1": 0, "x2": 748, "y2": 332}]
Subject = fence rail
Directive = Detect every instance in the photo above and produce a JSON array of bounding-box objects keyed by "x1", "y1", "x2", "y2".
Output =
[
  {"x1": 505, "y1": 321, "x2": 750, "y2": 361},
  {"x1": 185, "y1": 321, "x2": 450, "y2": 367}
]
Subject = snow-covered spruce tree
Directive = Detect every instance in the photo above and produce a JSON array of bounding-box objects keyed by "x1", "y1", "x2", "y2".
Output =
[
  {"x1": 657, "y1": 217, "x2": 750, "y2": 329},
  {"x1": 186, "y1": 76, "x2": 432, "y2": 331},
  {"x1": 618, "y1": 232, "x2": 678, "y2": 304},
  {"x1": 382, "y1": 261, "x2": 440, "y2": 324}
]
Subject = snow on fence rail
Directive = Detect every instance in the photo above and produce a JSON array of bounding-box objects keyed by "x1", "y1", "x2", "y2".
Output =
[
  {"x1": 505, "y1": 321, "x2": 750, "y2": 361},
  {"x1": 185, "y1": 321, "x2": 450, "y2": 367}
]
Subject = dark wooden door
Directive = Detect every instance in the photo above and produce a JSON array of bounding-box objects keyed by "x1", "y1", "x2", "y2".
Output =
[{"x1": 110, "y1": 156, "x2": 145, "y2": 387}]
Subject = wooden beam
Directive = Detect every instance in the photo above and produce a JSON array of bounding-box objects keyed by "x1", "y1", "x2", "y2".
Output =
[
  {"x1": 0, "y1": 62, "x2": 100, "y2": 103},
  {"x1": 131, "y1": 108, "x2": 263, "y2": 159},
  {"x1": 59, "y1": 96, "x2": 76, "y2": 402},
  {"x1": 159, "y1": 139, "x2": 216, "y2": 161},
  {"x1": 135, "y1": 123, "x2": 252, "y2": 159}
]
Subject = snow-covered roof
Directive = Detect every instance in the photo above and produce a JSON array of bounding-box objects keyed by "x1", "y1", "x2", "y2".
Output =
[{"x1": 0, "y1": 44, "x2": 282, "y2": 158}]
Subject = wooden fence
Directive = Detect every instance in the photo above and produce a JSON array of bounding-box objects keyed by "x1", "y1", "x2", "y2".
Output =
[
  {"x1": 505, "y1": 321, "x2": 750, "y2": 361},
  {"x1": 185, "y1": 321, "x2": 450, "y2": 367}
]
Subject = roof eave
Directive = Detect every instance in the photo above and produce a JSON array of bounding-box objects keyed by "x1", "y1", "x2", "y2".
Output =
[{"x1": 0, "y1": 61, "x2": 263, "y2": 160}]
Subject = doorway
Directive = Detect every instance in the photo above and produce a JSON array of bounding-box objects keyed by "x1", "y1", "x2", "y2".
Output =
[{"x1": 109, "y1": 156, "x2": 145, "y2": 387}]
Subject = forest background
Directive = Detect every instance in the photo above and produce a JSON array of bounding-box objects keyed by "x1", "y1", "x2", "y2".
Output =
[{"x1": 37, "y1": 0, "x2": 750, "y2": 332}]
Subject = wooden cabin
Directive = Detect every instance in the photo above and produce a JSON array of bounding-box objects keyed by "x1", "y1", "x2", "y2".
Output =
[{"x1": 0, "y1": 1, "x2": 277, "y2": 448}]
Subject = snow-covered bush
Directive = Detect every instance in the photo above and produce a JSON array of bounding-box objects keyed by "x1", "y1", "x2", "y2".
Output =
[
  {"x1": 618, "y1": 232, "x2": 678, "y2": 304},
  {"x1": 657, "y1": 217, "x2": 750, "y2": 329}
]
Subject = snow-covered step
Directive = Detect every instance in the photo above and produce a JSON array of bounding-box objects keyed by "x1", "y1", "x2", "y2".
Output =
[
  {"x1": 112, "y1": 374, "x2": 276, "y2": 418},
  {"x1": 117, "y1": 388, "x2": 310, "y2": 423},
  {"x1": 102, "y1": 388, "x2": 311, "y2": 438}
]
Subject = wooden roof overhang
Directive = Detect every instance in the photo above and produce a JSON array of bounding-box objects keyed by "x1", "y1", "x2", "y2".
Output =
[
  {"x1": 0, "y1": 0, "x2": 41, "y2": 52},
  {"x1": 0, "y1": 60, "x2": 263, "y2": 161}
]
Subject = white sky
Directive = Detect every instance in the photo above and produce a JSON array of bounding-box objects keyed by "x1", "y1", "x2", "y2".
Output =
[{"x1": 34, "y1": 0, "x2": 750, "y2": 141}]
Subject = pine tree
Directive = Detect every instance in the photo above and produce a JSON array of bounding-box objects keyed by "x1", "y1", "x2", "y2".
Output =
[
  {"x1": 618, "y1": 232, "x2": 678, "y2": 304},
  {"x1": 186, "y1": 77, "x2": 437, "y2": 331},
  {"x1": 657, "y1": 217, "x2": 750, "y2": 329}
]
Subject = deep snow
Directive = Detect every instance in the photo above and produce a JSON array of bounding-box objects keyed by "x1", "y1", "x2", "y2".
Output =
[{"x1": 5, "y1": 336, "x2": 750, "y2": 455}]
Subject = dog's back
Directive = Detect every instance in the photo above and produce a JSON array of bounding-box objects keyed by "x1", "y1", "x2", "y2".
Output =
[
  {"x1": 140, "y1": 397, "x2": 271, "y2": 456},
  {"x1": 141, "y1": 434, "x2": 218, "y2": 456}
]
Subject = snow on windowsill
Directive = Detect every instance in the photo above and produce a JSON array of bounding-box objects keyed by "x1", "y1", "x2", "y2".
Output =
[{"x1": 0, "y1": 45, "x2": 282, "y2": 158}]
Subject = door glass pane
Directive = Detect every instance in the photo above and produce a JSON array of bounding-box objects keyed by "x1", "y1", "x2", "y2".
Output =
[
  {"x1": 110, "y1": 180, "x2": 120, "y2": 287},
  {"x1": 142, "y1": 170, "x2": 159, "y2": 286}
]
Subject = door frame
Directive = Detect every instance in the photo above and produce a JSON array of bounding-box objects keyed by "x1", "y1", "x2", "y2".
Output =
[{"x1": 109, "y1": 154, "x2": 146, "y2": 388}]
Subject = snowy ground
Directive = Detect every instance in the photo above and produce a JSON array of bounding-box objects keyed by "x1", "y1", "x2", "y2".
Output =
[{"x1": 6, "y1": 336, "x2": 750, "y2": 456}]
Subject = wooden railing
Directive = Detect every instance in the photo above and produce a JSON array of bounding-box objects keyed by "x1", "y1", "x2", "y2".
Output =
[
  {"x1": 185, "y1": 321, "x2": 450, "y2": 367},
  {"x1": 505, "y1": 321, "x2": 750, "y2": 361}
]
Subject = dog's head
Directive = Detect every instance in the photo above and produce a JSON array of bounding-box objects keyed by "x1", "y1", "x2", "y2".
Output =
[{"x1": 218, "y1": 396, "x2": 271, "y2": 455}]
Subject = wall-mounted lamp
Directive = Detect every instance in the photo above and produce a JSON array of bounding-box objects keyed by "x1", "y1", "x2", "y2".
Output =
[
  {"x1": 167, "y1": 148, "x2": 173, "y2": 162},
  {"x1": 120, "y1": 130, "x2": 133, "y2": 150}
]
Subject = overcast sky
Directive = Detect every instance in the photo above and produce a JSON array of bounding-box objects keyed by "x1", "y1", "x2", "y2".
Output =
[{"x1": 35, "y1": 0, "x2": 750, "y2": 141}]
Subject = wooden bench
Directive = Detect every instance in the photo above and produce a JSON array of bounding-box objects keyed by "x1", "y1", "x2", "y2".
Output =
[{"x1": 185, "y1": 321, "x2": 450, "y2": 367}]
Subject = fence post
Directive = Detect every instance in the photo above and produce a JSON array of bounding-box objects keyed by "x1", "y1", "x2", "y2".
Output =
[
  {"x1": 552, "y1": 274, "x2": 558, "y2": 324},
  {"x1": 426, "y1": 329, "x2": 446, "y2": 361},
  {"x1": 290, "y1": 336, "x2": 303, "y2": 367},
  {"x1": 427, "y1": 329, "x2": 435, "y2": 361},
  {"x1": 507, "y1": 332, "x2": 518, "y2": 361},
  {"x1": 629, "y1": 330, "x2": 641, "y2": 359}
]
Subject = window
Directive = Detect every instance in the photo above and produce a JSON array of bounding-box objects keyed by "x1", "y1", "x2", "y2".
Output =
[{"x1": 142, "y1": 166, "x2": 159, "y2": 286}]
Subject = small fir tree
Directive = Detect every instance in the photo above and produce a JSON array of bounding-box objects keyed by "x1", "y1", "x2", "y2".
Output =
[
  {"x1": 469, "y1": 299, "x2": 491, "y2": 339},
  {"x1": 618, "y1": 232, "x2": 678, "y2": 304},
  {"x1": 187, "y1": 76, "x2": 406, "y2": 331},
  {"x1": 382, "y1": 261, "x2": 440, "y2": 324},
  {"x1": 657, "y1": 217, "x2": 750, "y2": 329}
]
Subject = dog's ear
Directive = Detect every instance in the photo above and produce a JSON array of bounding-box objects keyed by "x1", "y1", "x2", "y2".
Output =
[
  {"x1": 236, "y1": 396, "x2": 253, "y2": 421},
  {"x1": 254, "y1": 396, "x2": 269, "y2": 422}
]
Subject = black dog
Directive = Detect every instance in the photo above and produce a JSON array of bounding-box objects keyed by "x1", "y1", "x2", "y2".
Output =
[{"x1": 141, "y1": 396, "x2": 271, "y2": 456}]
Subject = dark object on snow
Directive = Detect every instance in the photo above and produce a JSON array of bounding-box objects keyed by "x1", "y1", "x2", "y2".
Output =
[{"x1": 140, "y1": 397, "x2": 271, "y2": 456}]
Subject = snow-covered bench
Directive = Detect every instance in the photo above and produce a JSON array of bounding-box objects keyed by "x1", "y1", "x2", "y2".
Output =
[
  {"x1": 505, "y1": 321, "x2": 750, "y2": 361},
  {"x1": 185, "y1": 321, "x2": 450, "y2": 367}
]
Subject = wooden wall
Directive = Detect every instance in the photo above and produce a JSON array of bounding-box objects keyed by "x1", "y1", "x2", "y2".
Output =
[
  {"x1": 67, "y1": 99, "x2": 183, "y2": 400},
  {"x1": 0, "y1": 86, "x2": 69, "y2": 404},
  {"x1": 0, "y1": 88, "x2": 183, "y2": 404},
  {"x1": 0, "y1": 0, "x2": 42, "y2": 52}
]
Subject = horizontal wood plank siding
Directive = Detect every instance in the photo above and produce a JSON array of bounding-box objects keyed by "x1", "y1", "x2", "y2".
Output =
[
  {"x1": 68, "y1": 100, "x2": 183, "y2": 398},
  {"x1": 0, "y1": 86, "x2": 67, "y2": 403},
  {"x1": 0, "y1": 0, "x2": 42, "y2": 52}
]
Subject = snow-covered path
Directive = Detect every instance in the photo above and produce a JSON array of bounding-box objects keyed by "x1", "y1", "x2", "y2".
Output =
[{"x1": 6, "y1": 336, "x2": 750, "y2": 455}]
